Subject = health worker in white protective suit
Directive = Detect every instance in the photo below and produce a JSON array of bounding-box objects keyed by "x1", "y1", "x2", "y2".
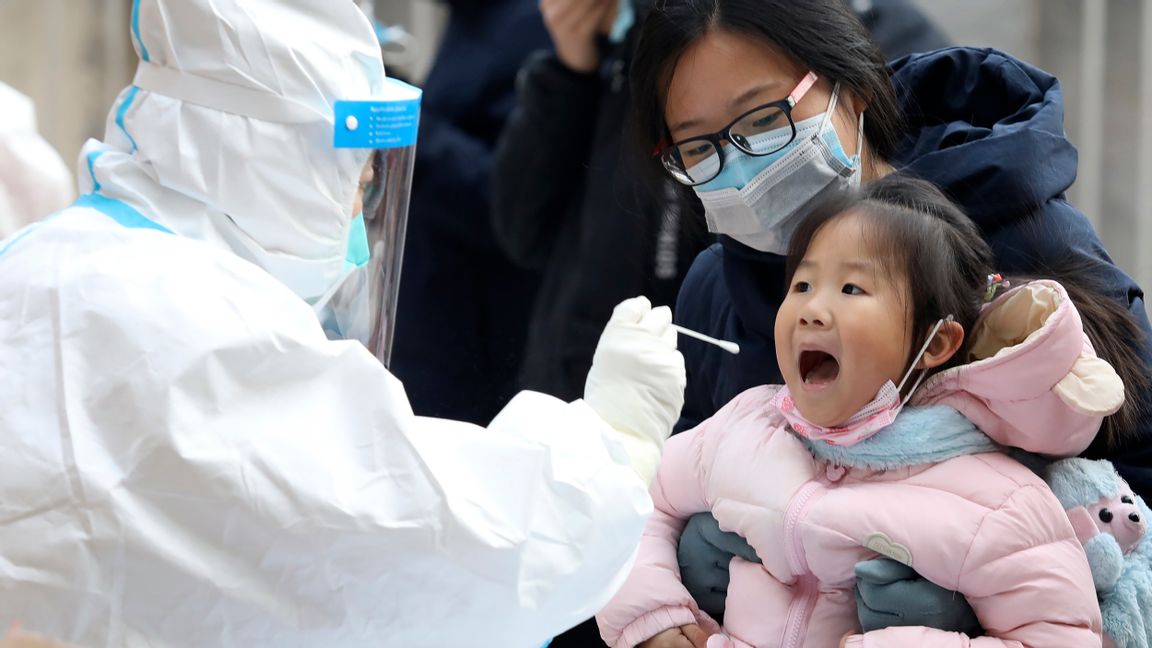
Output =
[{"x1": 0, "y1": 1, "x2": 686, "y2": 646}]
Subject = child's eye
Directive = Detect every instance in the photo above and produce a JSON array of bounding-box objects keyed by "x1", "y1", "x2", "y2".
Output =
[
  {"x1": 1122, "y1": 495, "x2": 1134, "y2": 504},
  {"x1": 842, "y1": 284, "x2": 864, "y2": 295},
  {"x1": 793, "y1": 281, "x2": 811, "y2": 293}
]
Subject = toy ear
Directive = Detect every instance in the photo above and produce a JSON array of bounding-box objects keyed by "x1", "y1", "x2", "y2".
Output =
[
  {"x1": 1053, "y1": 351, "x2": 1124, "y2": 416},
  {"x1": 1066, "y1": 505, "x2": 1101, "y2": 545}
]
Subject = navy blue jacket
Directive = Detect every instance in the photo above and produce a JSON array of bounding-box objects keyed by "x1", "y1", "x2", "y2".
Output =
[
  {"x1": 674, "y1": 47, "x2": 1152, "y2": 496},
  {"x1": 389, "y1": 0, "x2": 551, "y2": 425}
]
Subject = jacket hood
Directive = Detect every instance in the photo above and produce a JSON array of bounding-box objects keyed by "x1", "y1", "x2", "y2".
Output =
[
  {"x1": 717, "y1": 47, "x2": 1079, "y2": 336},
  {"x1": 81, "y1": 0, "x2": 384, "y2": 301},
  {"x1": 913, "y1": 280, "x2": 1124, "y2": 457},
  {"x1": 889, "y1": 47, "x2": 1077, "y2": 228}
]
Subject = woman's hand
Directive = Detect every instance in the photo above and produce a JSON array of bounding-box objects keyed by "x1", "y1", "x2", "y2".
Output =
[
  {"x1": 854, "y1": 558, "x2": 981, "y2": 635},
  {"x1": 539, "y1": 0, "x2": 615, "y2": 73},
  {"x1": 678, "y1": 513, "x2": 762, "y2": 617},
  {"x1": 637, "y1": 624, "x2": 711, "y2": 648}
]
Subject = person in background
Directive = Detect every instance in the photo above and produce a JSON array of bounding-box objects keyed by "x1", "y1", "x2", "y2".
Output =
[
  {"x1": 390, "y1": 0, "x2": 550, "y2": 425},
  {"x1": 0, "y1": 81, "x2": 73, "y2": 238},
  {"x1": 850, "y1": 0, "x2": 951, "y2": 60},
  {"x1": 493, "y1": 0, "x2": 707, "y2": 405}
]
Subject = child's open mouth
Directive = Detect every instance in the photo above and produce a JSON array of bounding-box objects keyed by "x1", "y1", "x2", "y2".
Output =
[{"x1": 799, "y1": 350, "x2": 840, "y2": 386}]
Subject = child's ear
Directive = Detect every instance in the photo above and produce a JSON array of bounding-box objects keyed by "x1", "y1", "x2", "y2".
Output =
[{"x1": 919, "y1": 320, "x2": 965, "y2": 370}]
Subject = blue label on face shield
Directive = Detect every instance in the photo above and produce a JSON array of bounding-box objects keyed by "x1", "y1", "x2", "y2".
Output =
[{"x1": 334, "y1": 79, "x2": 423, "y2": 149}]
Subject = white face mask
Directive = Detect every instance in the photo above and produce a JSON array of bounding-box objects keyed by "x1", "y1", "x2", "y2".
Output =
[{"x1": 692, "y1": 86, "x2": 864, "y2": 254}]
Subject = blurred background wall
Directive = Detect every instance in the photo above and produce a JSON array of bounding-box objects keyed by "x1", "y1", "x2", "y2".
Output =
[
  {"x1": 1, "y1": 0, "x2": 1149, "y2": 295},
  {"x1": 0, "y1": 1, "x2": 134, "y2": 174}
]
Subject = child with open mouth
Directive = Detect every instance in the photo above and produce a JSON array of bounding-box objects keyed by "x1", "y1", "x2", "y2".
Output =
[{"x1": 596, "y1": 175, "x2": 1147, "y2": 648}]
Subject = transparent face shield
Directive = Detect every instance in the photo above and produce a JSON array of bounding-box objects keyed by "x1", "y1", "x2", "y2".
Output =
[{"x1": 315, "y1": 78, "x2": 421, "y2": 367}]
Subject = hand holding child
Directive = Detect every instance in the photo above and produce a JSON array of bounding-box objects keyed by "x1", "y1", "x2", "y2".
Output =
[{"x1": 638, "y1": 624, "x2": 711, "y2": 648}]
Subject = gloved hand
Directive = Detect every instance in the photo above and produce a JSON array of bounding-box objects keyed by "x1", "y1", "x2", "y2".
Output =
[
  {"x1": 585, "y1": 296, "x2": 685, "y2": 485},
  {"x1": 854, "y1": 558, "x2": 982, "y2": 636},
  {"x1": 678, "y1": 512, "x2": 762, "y2": 618}
]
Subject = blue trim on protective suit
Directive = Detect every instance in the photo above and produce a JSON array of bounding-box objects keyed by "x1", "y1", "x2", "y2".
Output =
[
  {"x1": 117, "y1": 86, "x2": 141, "y2": 152},
  {"x1": 0, "y1": 221, "x2": 47, "y2": 257},
  {"x1": 0, "y1": 193, "x2": 171, "y2": 258},
  {"x1": 74, "y1": 193, "x2": 172, "y2": 234},
  {"x1": 85, "y1": 150, "x2": 104, "y2": 191},
  {"x1": 131, "y1": 0, "x2": 150, "y2": 62}
]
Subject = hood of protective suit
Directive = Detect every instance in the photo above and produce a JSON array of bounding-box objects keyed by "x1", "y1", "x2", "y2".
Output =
[
  {"x1": 913, "y1": 280, "x2": 1124, "y2": 457},
  {"x1": 0, "y1": 82, "x2": 73, "y2": 239},
  {"x1": 81, "y1": 0, "x2": 385, "y2": 301}
]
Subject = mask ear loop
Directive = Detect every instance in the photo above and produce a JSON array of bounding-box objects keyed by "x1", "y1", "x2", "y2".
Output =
[
  {"x1": 854, "y1": 110, "x2": 865, "y2": 161},
  {"x1": 897, "y1": 314, "x2": 954, "y2": 406},
  {"x1": 817, "y1": 82, "x2": 841, "y2": 138}
]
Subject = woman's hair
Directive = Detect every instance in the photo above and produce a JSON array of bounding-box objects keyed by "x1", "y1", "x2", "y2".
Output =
[
  {"x1": 785, "y1": 174, "x2": 1149, "y2": 449},
  {"x1": 1021, "y1": 256, "x2": 1150, "y2": 451},
  {"x1": 628, "y1": 0, "x2": 904, "y2": 195}
]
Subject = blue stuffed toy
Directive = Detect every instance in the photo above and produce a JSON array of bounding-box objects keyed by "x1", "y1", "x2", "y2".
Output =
[{"x1": 1044, "y1": 458, "x2": 1152, "y2": 648}]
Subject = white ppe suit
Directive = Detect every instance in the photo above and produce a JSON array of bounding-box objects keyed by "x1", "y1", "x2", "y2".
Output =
[{"x1": 0, "y1": 1, "x2": 685, "y2": 646}]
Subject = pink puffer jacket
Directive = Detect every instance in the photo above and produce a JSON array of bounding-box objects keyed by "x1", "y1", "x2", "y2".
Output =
[{"x1": 597, "y1": 281, "x2": 1123, "y2": 648}]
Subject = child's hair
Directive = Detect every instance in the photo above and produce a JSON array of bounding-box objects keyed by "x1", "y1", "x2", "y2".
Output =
[
  {"x1": 785, "y1": 174, "x2": 1149, "y2": 449},
  {"x1": 786, "y1": 175, "x2": 992, "y2": 374}
]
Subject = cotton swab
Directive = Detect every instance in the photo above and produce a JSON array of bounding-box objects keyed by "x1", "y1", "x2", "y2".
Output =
[{"x1": 671, "y1": 324, "x2": 741, "y2": 355}]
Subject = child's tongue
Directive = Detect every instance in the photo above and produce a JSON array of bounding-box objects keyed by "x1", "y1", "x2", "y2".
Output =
[{"x1": 804, "y1": 354, "x2": 840, "y2": 385}]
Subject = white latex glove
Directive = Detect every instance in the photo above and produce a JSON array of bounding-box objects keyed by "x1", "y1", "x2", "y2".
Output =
[{"x1": 584, "y1": 296, "x2": 686, "y2": 485}]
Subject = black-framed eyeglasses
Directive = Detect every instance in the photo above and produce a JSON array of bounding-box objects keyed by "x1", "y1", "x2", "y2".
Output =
[{"x1": 659, "y1": 71, "x2": 819, "y2": 186}]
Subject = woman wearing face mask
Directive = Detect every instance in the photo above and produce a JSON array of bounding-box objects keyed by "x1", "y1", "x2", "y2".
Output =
[
  {"x1": 629, "y1": 0, "x2": 1152, "y2": 634},
  {"x1": 492, "y1": 0, "x2": 947, "y2": 407}
]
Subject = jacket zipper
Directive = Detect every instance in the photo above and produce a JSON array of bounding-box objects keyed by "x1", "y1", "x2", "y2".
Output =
[
  {"x1": 783, "y1": 574, "x2": 819, "y2": 648},
  {"x1": 780, "y1": 479, "x2": 826, "y2": 648}
]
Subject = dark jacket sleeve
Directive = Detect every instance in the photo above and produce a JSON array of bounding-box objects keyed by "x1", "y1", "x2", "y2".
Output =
[
  {"x1": 672, "y1": 244, "x2": 733, "y2": 433},
  {"x1": 491, "y1": 51, "x2": 603, "y2": 270},
  {"x1": 988, "y1": 198, "x2": 1152, "y2": 496}
]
